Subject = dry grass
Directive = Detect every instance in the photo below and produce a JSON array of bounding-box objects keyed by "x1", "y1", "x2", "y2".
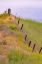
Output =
[
  {"x1": 0, "y1": 13, "x2": 15, "y2": 24},
  {"x1": 0, "y1": 13, "x2": 42, "y2": 64}
]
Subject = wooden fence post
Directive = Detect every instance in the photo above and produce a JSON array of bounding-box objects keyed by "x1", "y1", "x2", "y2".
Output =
[
  {"x1": 39, "y1": 47, "x2": 42, "y2": 53},
  {"x1": 28, "y1": 41, "x2": 31, "y2": 47},
  {"x1": 8, "y1": 8, "x2": 11, "y2": 15},
  {"x1": 18, "y1": 19, "x2": 20, "y2": 25},
  {"x1": 32, "y1": 44, "x2": 36, "y2": 52},
  {"x1": 25, "y1": 35, "x2": 27, "y2": 41},
  {"x1": 21, "y1": 24, "x2": 24, "y2": 30}
]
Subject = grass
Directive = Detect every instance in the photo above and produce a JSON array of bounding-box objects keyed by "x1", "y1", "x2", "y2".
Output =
[
  {"x1": 0, "y1": 60, "x2": 6, "y2": 64},
  {"x1": 27, "y1": 52, "x2": 42, "y2": 64},
  {"x1": 8, "y1": 50, "x2": 42, "y2": 64},
  {"x1": 0, "y1": 13, "x2": 15, "y2": 24},
  {"x1": 16, "y1": 31, "x2": 24, "y2": 42},
  {"x1": 0, "y1": 13, "x2": 42, "y2": 64},
  {"x1": 8, "y1": 50, "x2": 29, "y2": 64},
  {"x1": 0, "y1": 13, "x2": 8, "y2": 19},
  {"x1": 19, "y1": 43, "x2": 32, "y2": 51},
  {"x1": 16, "y1": 18, "x2": 42, "y2": 50},
  {"x1": 6, "y1": 24, "x2": 18, "y2": 30},
  {"x1": 6, "y1": 37, "x2": 14, "y2": 41}
]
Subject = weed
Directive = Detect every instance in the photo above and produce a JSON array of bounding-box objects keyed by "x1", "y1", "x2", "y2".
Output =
[
  {"x1": 3, "y1": 40, "x2": 6, "y2": 45},
  {"x1": 7, "y1": 24, "x2": 18, "y2": 30}
]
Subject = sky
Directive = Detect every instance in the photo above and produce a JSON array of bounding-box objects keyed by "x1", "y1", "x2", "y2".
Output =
[
  {"x1": 0, "y1": 0, "x2": 42, "y2": 8},
  {"x1": 0, "y1": 0, "x2": 42, "y2": 22}
]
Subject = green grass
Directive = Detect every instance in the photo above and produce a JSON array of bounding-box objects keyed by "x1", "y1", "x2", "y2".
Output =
[
  {"x1": 8, "y1": 50, "x2": 42, "y2": 64},
  {"x1": 0, "y1": 13, "x2": 42, "y2": 64},
  {"x1": 6, "y1": 24, "x2": 24, "y2": 42},
  {"x1": 16, "y1": 31, "x2": 24, "y2": 42},
  {"x1": 0, "y1": 60, "x2": 6, "y2": 64},
  {"x1": 6, "y1": 24, "x2": 18, "y2": 30},
  {"x1": 20, "y1": 43, "x2": 32, "y2": 51},
  {"x1": 0, "y1": 13, "x2": 9, "y2": 19},
  {"x1": 16, "y1": 18, "x2": 42, "y2": 50}
]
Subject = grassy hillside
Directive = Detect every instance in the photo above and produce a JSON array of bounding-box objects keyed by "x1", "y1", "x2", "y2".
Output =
[
  {"x1": 0, "y1": 13, "x2": 42, "y2": 64},
  {"x1": 16, "y1": 17, "x2": 42, "y2": 50}
]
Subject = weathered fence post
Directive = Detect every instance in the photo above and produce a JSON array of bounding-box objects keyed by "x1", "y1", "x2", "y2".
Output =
[
  {"x1": 8, "y1": 8, "x2": 11, "y2": 15},
  {"x1": 21, "y1": 24, "x2": 24, "y2": 30},
  {"x1": 39, "y1": 47, "x2": 42, "y2": 53},
  {"x1": 32, "y1": 44, "x2": 36, "y2": 52},
  {"x1": 15, "y1": 13, "x2": 17, "y2": 18},
  {"x1": 28, "y1": 41, "x2": 31, "y2": 47},
  {"x1": 25, "y1": 35, "x2": 27, "y2": 41},
  {"x1": 18, "y1": 19, "x2": 20, "y2": 25}
]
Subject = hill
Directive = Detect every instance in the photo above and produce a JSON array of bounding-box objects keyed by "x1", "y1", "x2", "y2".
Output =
[
  {"x1": 0, "y1": 13, "x2": 42, "y2": 64},
  {"x1": 16, "y1": 17, "x2": 42, "y2": 50}
]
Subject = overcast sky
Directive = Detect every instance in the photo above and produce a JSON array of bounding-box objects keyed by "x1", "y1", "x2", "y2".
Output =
[
  {"x1": 0, "y1": 0, "x2": 42, "y2": 8},
  {"x1": 0, "y1": 0, "x2": 42, "y2": 22}
]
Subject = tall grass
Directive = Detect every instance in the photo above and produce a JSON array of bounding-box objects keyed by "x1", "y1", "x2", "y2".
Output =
[
  {"x1": 8, "y1": 50, "x2": 42, "y2": 64},
  {"x1": 16, "y1": 18, "x2": 42, "y2": 50}
]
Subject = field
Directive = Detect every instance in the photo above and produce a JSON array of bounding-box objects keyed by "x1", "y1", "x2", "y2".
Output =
[
  {"x1": 0, "y1": 13, "x2": 42, "y2": 64},
  {"x1": 16, "y1": 17, "x2": 42, "y2": 50}
]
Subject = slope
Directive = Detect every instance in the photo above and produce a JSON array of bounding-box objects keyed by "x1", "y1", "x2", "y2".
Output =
[
  {"x1": 0, "y1": 13, "x2": 42, "y2": 64},
  {"x1": 16, "y1": 17, "x2": 42, "y2": 50}
]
